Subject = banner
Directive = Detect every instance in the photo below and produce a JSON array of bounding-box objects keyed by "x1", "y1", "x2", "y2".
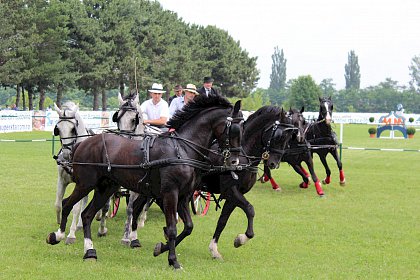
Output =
[{"x1": 0, "y1": 110, "x2": 32, "y2": 133}]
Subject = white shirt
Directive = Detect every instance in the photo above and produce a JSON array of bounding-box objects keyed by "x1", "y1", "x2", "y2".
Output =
[
  {"x1": 168, "y1": 96, "x2": 185, "y2": 119},
  {"x1": 140, "y1": 99, "x2": 169, "y2": 121}
]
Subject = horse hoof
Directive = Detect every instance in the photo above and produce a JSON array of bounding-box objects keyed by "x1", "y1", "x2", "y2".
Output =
[
  {"x1": 65, "y1": 237, "x2": 76, "y2": 245},
  {"x1": 172, "y1": 262, "x2": 183, "y2": 271},
  {"x1": 234, "y1": 234, "x2": 249, "y2": 248},
  {"x1": 340, "y1": 180, "x2": 346, "y2": 186},
  {"x1": 97, "y1": 228, "x2": 108, "y2": 237},
  {"x1": 130, "y1": 239, "x2": 141, "y2": 248},
  {"x1": 121, "y1": 239, "x2": 130, "y2": 246},
  {"x1": 46, "y1": 232, "x2": 60, "y2": 245},
  {"x1": 83, "y1": 249, "x2": 97, "y2": 261},
  {"x1": 299, "y1": 182, "x2": 309, "y2": 189},
  {"x1": 153, "y1": 242, "x2": 163, "y2": 257}
]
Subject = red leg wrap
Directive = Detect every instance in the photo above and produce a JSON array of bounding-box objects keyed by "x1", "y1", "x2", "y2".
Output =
[
  {"x1": 314, "y1": 181, "x2": 324, "y2": 196},
  {"x1": 269, "y1": 178, "x2": 279, "y2": 190}
]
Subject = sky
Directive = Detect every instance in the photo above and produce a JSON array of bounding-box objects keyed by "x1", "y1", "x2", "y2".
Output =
[{"x1": 156, "y1": 0, "x2": 420, "y2": 90}]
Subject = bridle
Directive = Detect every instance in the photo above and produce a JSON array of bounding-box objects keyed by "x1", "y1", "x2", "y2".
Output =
[
  {"x1": 112, "y1": 100, "x2": 140, "y2": 133},
  {"x1": 219, "y1": 115, "x2": 243, "y2": 162},
  {"x1": 54, "y1": 114, "x2": 79, "y2": 151},
  {"x1": 261, "y1": 120, "x2": 297, "y2": 161}
]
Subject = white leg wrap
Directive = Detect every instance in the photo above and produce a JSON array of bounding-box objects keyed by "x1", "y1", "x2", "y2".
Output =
[
  {"x1": 55, "y1": 229, "x2": 66, "y2": 241},
  {"x1": 130, "y1": 230, "x2": 138, "y2": 241},
  {"x1": 236, "y1": 233, "x2": 250, "y2": 246},
  {"x1": 84, "y1": 238, "x2": 94, "y2": 253},
  {"x1": 209, "y1": 238, "x2": 222, "y2": 259}
]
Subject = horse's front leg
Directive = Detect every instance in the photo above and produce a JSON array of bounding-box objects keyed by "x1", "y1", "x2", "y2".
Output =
[
  {"x1": 82, "y1": 184, "x2": 119, "y2": 261},
  {"x1": 330, "y1": 149, "x2": 346, "y2": 185},
  {"x1": 154, "y1": 195, "x2": 193, "y2": 256},
  {"x1": 209, "y1": 198, "x2": 236, "y2": 259},
  {"x1": 121, "y1": 191, "x2": 139, "y2": 246},
  {"x1": 66, "y1": 196, "x2": 88, "y2": 245},
  {"x1": 317, "y1": 151, "x2": 332, "y2": 185},
  {"x1": 55, "y1": 167, "x2": 70, "y2": 224},
  {"x1": 304, "y1": 155, "x2": 324, "y2": 196},
  {"x1": 229, "y1": 186, "x2": 255, "y2": 248}
]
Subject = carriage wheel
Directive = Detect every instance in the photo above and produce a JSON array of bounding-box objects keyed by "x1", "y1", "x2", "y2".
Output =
[
  {"x1": 191, "y1": 191, "x2": 211, "y2": 216},
  {"x1": 110, "y1": 195, "x2": 120, "y2": 218}
]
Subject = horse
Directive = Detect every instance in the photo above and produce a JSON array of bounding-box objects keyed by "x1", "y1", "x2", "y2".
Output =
[
  {"x1": 199, "y1": 106, "x2": 301, "y2": 259},
  {"x1": 46, "y1": 95, "x2": 243, "y2": 269},
  {"x1": 305, "y1": 97, "x2": 345, "y2": 186},
  {"x1": 52, "y1": 102, "x2": 105, "y2": 245},
  {"x1": 111, "y1": 92, "x2": 151, "y2": 246}
]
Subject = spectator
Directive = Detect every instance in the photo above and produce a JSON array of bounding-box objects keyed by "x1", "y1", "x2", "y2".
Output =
[
  {"x1": 169, "y1": 84, "x2": 199, "y2": 119},
  {"x1": 197, "y1": 77, "x2": 220, "y2": 97},
  {"x1": 169, "y1": 85, "x2": 183, "y2": 105}
]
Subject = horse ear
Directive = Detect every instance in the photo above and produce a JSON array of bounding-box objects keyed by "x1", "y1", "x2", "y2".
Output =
[
  {"x1": 319, "y1": 97, "x2": 322, "y2": 102},
  {"x1": 74, "y1": 104, "x2": 79, "y2": 112},
  {"x1": 300, "y1": 106, "x2": 305, "y2": 113},
  {"x1": 328, "y1": 96, "x2": 332, "y2": 101},
  {"x1": 232, "y1": 100, "x2": 241, "y2": 117},
  {"x1": 54, "y1": 103, "x2": 62, "y2": 115},
  {"x1": 118, "y1": 92, "x2": 124, "y2": 105},
  {"x1": 280, "y1": 107, "x2": 286, "y2": 121}
]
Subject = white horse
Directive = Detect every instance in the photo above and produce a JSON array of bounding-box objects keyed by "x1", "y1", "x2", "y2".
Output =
[
  {"x1": 53, "y1": 102, "x2": 109, "y2": 244},
  {"x1": 112, "y1": 92, "x2": 156, "y2": 246}
]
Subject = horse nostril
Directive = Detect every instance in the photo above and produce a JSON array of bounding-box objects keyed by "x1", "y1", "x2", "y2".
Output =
[{"x1": 231, "y1": 158, "x2": 239, "y2": 166}]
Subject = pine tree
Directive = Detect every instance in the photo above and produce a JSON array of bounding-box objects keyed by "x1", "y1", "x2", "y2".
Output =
[{"x1": 344, "y1": 50, "x2": 361, "y2": 90}]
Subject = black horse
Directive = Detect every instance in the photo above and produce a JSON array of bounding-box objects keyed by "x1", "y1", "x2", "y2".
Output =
[
  {"x1": 143, "y1": 106, "x2": 301, "y2": 259},
  {"x1": 306, "y1": 97, "x2": 345, "y2": 186},
  {"x1": 46, "y1": 95, "x2": 242, "y2": 269}
]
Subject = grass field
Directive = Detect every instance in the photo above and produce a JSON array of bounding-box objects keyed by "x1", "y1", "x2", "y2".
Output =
[{"x1": 0, "y1": 125, "x2": 419, "y2": 279}]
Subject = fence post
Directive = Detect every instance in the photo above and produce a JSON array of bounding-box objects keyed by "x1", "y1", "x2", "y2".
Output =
[
  {"x1": 339, "y1": 123, "x2": 344, "y2": 160},
  {"x1": 52, "y1": 134, "x2": 55, "y2": 156}
]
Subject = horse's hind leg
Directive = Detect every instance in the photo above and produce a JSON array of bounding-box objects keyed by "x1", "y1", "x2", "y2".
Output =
[
  {"x1": 303, "y1": 156, "x2": 324, "y2": 196},
  {"x1": 153, "y1": 196, "x2": 193, "y2": 257},
  {"x1": 330, "y1": 149, "x2": 345, "y2": 185},
  {"x1": 97, "y1": 197, "x2": 110, "y2": 237},
  {"x1": 292, "y1": 163, "x2": 310, "y2": 188},
  {"x1": 82, "y1": 184, "x2": 119, "y2": 261}
]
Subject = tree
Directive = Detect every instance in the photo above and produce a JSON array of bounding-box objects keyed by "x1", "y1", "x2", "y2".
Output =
[
  {"x1": 409, "y1": 55, "x2": 420, "y2": 93},
  {"x1": 319, "y1": 78, "x2": 337, "y2": 97},
  {"x1": 344, "y1": 50, "x2": 361, "y2": 90},
  {"x1": 267, "y1": 47, "x2": 287, "y2": 105},
  {"x1": 289, "y1": 75, "x2": 322, "y2": 111}
]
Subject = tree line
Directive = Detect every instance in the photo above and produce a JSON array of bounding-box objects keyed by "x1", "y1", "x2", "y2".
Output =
[
  {"x1": 266, "y1": 48, "x2": 420, "y2": 113},
  {"x1": 0, "y1": 0, "x2": 259, "y2": 110}
]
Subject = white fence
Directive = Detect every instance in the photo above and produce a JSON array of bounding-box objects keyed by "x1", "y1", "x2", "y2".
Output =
[{"x1": 1, "y1": 110, "x2": 420, "y2": 133}]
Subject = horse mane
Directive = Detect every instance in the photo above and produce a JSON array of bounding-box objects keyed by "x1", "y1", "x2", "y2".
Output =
[{"x1": 167, "y1": 95, "x2": 232, "y2": 130}]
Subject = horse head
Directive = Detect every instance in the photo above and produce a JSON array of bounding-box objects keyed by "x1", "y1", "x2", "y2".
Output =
[
  {"x1": 113, "y1": 92, "x2": 145, "y2": 138},
  {"x1": 261, "y1": 108, "x2": 296, "y2": 169},
  {"x1": 318, "y1": 96, "x2": 333, "y2": 125},
  {"x1": 54, "y1": 102, "x2": 81, "y2": 153},
  {"x1": 288, "y1": 106, "x2": 306, "y2": 143}
]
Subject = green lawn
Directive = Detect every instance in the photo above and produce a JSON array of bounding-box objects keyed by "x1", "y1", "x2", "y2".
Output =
[{"x1": 0, "y1": 127, "x2": 419, "y2": 279}]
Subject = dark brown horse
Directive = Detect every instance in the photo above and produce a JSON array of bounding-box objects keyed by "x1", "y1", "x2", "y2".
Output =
[
  {"x1": 46, "y1": 95, "x2": 242, "y2": 269},
  {"x1": 137, "y1": 106, "x2": 300, "y2": 259},
  {"x1": 306, "y1": 97, "x2": 345, "y2": 186}
]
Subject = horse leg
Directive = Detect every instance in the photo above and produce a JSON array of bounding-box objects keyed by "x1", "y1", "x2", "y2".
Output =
[
  {"x1": 292, "y1": 164, "x2": 310, "y2": 188},
  {"x1": 160, "y1": 191, "x2": 181, "y2": 269},
  {"x1": 121, "y1": 191, "x2": 139, "y2": 246},
  {"x1": 153, "y1": 196, "x2": 194, "y2": 256},
  {"x1": 97, "y1": 197, "x2": 110, "y2": 237},
  {"x1": 55, "y1": 167, "x2": 69, "y2": 224},
  {"x1": 331, "y1": 149, "x2": 346, "y2": 186},
  {"x1": 230, "y1": 186, "x2": 255, "y2": 248},
  {"x1": 304, "y1": 156, "x2": 324, "y2": 196},
  {"x1": 264, "y1": 165, "x2": 280, "y2": 190},
  {"x1": 46, "y1": 184, "x2": 91, "y2": 246},
  {"x1": 82, "y1": 184, "x2": 119, "y2": 261},
  {"x1": 209, "y1": 199, "x2": 236, "y2": 259},
  {"x1": 129, "y1": 194, "x2": 149, "y2": 248},
  {"x1": 65, "y1": 196, "x2": 86, "y2": 245},
  {"x1": 318, "y1": 152, "x2": 332, "y2": 185}
]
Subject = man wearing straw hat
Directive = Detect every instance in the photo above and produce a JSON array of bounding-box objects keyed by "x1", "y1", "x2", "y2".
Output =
[
  {"x1": 168, "y1": 83, "x2": 199, "y2": 119},
  {"x1": 140, "y1": 83, "x2": 169, "y2": 128}
]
